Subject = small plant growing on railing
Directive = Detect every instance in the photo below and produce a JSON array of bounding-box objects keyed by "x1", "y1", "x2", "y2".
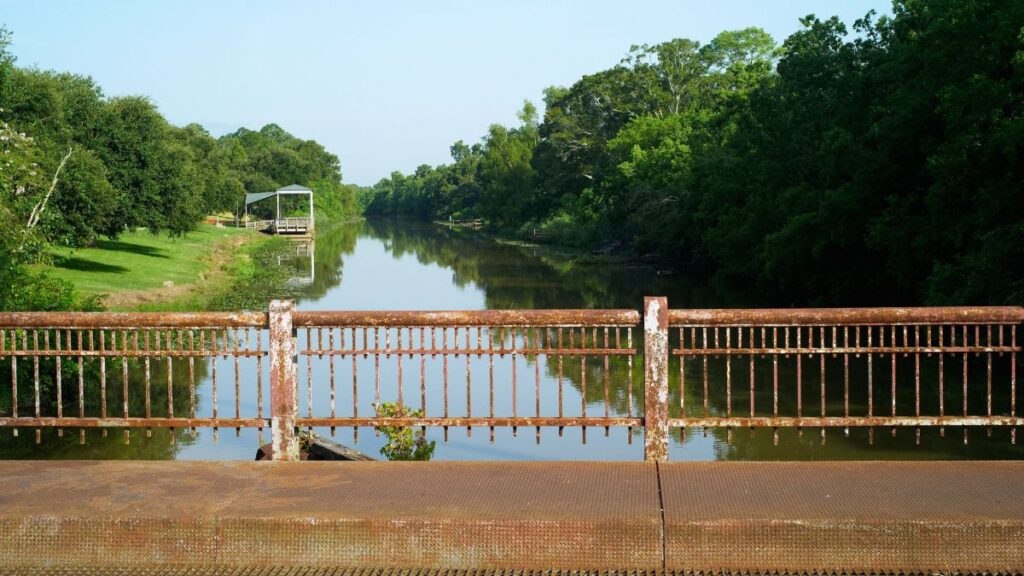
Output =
[
  {"x1": 297, "y1": 430, "x2": 318, "y2": 453},
  {"x1": 373, "y1": 402, "x2": 435, "y2": 461}
]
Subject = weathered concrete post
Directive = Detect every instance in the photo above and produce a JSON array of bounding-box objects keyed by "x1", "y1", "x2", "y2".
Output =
[
  {"x1": 269, "y1": 299, "x2": 299, "y2": 461},
  {"x1": 643, "y1": 296, "x2": 669, "y2": 462}
]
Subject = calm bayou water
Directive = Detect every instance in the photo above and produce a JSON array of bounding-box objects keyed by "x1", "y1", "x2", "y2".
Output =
[{"x1": 4, "y1": 218, "x2": 1021, "y2": 460}]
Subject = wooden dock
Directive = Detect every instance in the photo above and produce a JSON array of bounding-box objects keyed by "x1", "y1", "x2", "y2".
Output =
[{"x1": 245, "y1": 216, "x2": 313, "y2": 235}]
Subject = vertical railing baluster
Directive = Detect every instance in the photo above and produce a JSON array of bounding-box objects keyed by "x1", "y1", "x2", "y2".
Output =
[
  {"x1": 189, "y1": 329, "x2": 197, "y2": 437},
  {"x1": 123, "y1": 331, "x2": 130, "y2": 443},
  {"x1": 627, "y1": 327, "x2": 634, "y2": 445},
  {"x1": 55, "y1": 330, "x2": 63, "y2": 438},
  {"x1": 33, "y1": 330, "x2": 40, "y2": 444}
]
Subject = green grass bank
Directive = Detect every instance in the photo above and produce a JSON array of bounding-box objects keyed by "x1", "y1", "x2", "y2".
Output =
[{"x1": 36, "y1": 224, "x2": 273, "y2": 311}]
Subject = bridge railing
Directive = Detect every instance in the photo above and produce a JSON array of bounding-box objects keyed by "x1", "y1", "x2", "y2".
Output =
[
  {"x1": 0, "y1": 311, "x2": 269, "y2": 445},
  {"x1": 666, "y1": 304, "x2": 1024, "y2": 448},
  {"x1": 0, "y1": 300, "x2": 1020, "y2": 461},
  {"x1": 291, "y1": 307, "x2": 641, "y2": 457}
]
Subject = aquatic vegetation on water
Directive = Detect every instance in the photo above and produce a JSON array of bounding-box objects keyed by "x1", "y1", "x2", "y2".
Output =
[{"x1": 207, "y1": 238, "x2": 301, "y2": 311}]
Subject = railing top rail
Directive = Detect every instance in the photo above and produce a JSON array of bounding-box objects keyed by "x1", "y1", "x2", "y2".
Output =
[
  {"x1": 2, "y1": 306, "x2": 1019, "y2": 330},
  {"x1": 669, "y1": 306, "x2": 1024, "y2": 326},
  {"x1": 293, "y1": 309, "x2": 640, "y2": 328},
  {"x1": 0, "y1": 311, "x2": 268, "y2": 329}
]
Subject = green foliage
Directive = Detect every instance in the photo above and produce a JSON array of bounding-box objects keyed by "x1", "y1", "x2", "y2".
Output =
[
  {"x1": 517, "y1": 212, "x2": 587, "y2": 248},
  {"x1": 221, "y1": 124, "x2": 356, "y2": 221},
  {"x1": 373, "y1": 402, "x2": 436, "y2": 461},
  {"x1": 310, "y1": 178, "x2": 358, "y2": 221},
  {"x1": 366, "y1": 4, "x2": 1024, "y2": 305},
  {"x1": 0, "y1": 108, "x2": 94, "y2": 311},
  {"x1": 40, "y1": 149, "x2": 117, "y2": 246},
  {"x1": 0, "y1": 63, "x2": 352, "y2": 242},
  {"x1": 0, "y1": 26, "x2": 355, "y2": 311},
  {"x1": 0, "y1": 27, "x2": 13, "y2": 98},
  {"x1": 361, "y1": 103, "x2": 540, "y2": 228}
]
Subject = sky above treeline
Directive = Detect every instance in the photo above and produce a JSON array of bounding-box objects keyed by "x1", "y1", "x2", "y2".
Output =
[{"x1": 3, "y1": 0, "x2": 891, "y2": 186}]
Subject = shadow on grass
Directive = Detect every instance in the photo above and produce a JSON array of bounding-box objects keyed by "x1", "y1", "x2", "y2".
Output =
[
  {"x1": 93, "y1": 240, "x2": 170, "y2": 259},
  {"x1": 55, "y1": 257, "x2": 129, "y2": 274}
]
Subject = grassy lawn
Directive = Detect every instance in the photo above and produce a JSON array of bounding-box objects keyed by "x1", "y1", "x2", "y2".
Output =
[{"x1": 38, "y1": 225, "x2": 257, "y2": 304}]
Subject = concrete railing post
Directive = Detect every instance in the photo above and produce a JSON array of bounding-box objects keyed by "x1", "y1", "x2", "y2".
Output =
[
  {"x1": 269, "y1": 299, "x2": 299, "y2": 461},
  {"x1": 643, "y1": 296, "x2": 669, "y2": 462}
]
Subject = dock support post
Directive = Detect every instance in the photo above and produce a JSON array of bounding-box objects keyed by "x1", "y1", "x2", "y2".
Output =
[
  {"x1": 269, "y1": 299, "x2": 299, "y2": 461},
  {"x1": 644, "y1": 296, "x2": 669, "y2": 462},
  {"x1": 308, "y1": 190, "x2": 315, "y2": 232}
]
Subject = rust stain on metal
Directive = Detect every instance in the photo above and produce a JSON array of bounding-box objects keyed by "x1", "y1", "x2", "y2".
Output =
[
  {"x1": 0, "y1": 311, "x2": 267, "y2": 329},
  {"x1": 660, "y1": 460, "x2": 1024, "y2": 572},
  {"x1": 669, "y1": 416, "x2": 1024, "y2": 428},
  {"x1": 643, "y1": 297, "x2": 669, "y2": 462},
  {"x1": 295, "y1": 416, "x2": 644, "y2": 427},
  {"x1": 298, "y1": 347, "x2": 635, "y2": 356},
  {"x1": 293, "y1": 309, "x2": 640, "y2": 328},
  {"x1": 669, "y1": 306, "x2": 1024, "y2": 326},
  {"x1": 1, "y1": 460, "x2": 1022, "y2": 572},
  {"x1": 672, "y1": 344, "x2": 1021, "y2": 355},
  {"x1": 269, "y1": 300, "x2": 299, "y2": 461},
  {"x1": 0, "y1": 460, "x2": 662, "y2": 570},
  {"x1": 670, "y1": 310, "x2": 1024, "y2": 440},
  {"x1": 0, "y1": 417, "x2": 269, "y2": 428}
]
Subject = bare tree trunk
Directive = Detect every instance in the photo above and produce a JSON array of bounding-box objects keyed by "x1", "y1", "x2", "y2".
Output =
[
  {"x1": 26, "y1": 146, "x2": 73, "y2": 230},
  {"x1": 17, "y1": 146, "x2": 73, "y2": 255}
]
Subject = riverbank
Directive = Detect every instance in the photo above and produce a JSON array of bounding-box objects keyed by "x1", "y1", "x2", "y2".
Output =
[
  {"x1": 36, "y1": 224, "x2": 277, "y2": 312},
  {"x1": 494, "y1": 236, "x2": 649, "y2": 265},
  {"x1": 437, "y1": 221, "x2": 667, "y2": 268}
]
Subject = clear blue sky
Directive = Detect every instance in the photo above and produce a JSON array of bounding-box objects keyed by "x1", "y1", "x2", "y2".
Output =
[{"x1": 2, "y1": 0, "x2": 890, "y2": 185}]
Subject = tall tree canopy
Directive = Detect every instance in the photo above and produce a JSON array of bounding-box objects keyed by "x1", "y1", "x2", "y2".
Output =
[{"x1": 365, "y1": 1, "x2": 1024, "y2": 305}]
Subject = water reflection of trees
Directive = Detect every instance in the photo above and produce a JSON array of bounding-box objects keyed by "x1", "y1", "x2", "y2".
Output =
[
  {"x1": 692, "y1": 352, "x2": 1024, "y2": 460},
  {"x1": 300, "y1": 223, "x2": 358, "y2": 300},
  {"x1": 362, "y1": 218, "x2": 734, "y2": 310},
  {"x1": 0, "y1": 350, "x2": 208, "y2": 459}
]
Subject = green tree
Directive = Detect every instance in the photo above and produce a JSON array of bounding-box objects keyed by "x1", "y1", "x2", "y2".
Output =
[
  {"x1": 373, "y1": 402, "x2": 435, "y2": 461},
  {"x1": 0, "y1": 27, "x2": 13, "y2": 100},
  {"x1": 477, "y1": 101, "x2": 539, "y2": 227},
  {"x1": 0, "y1": 113, "x2": 87, "y2": 311},
  {"x1": 40, "y1": 148, "x2": 117, "y2": 246}
]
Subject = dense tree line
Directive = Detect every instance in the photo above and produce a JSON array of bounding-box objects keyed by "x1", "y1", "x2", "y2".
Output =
[
  {"x1": 0, "y1": 26, "x2": 357, "y2": 310},
  {"x1": 364, "y1": 0, "x2": 1023, "y2": 305}
]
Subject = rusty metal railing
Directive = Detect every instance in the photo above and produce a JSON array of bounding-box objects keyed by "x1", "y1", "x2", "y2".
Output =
[
  {"x1": 666, "y1": 305, "x2": 1024, "y2": 447},
  {"x1": 0, "y1": 300, "x2": 1020, "y2": 460},
  {"x1": 291, "y1": 308, "x2": 642, "y2": 449},
  {"x1": 0, "y1": 311, "x2": 269, "y2": 445}
]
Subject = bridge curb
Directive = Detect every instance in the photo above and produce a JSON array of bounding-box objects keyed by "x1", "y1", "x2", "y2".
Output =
[{"x1": 0, "y1": 460, "x2": 1021, "y2": 572}]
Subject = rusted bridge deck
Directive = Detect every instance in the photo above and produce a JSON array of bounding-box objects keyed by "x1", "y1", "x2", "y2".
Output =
[{"x1": 1, "y1": 460, "x2": 1022, "y2": 574}]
